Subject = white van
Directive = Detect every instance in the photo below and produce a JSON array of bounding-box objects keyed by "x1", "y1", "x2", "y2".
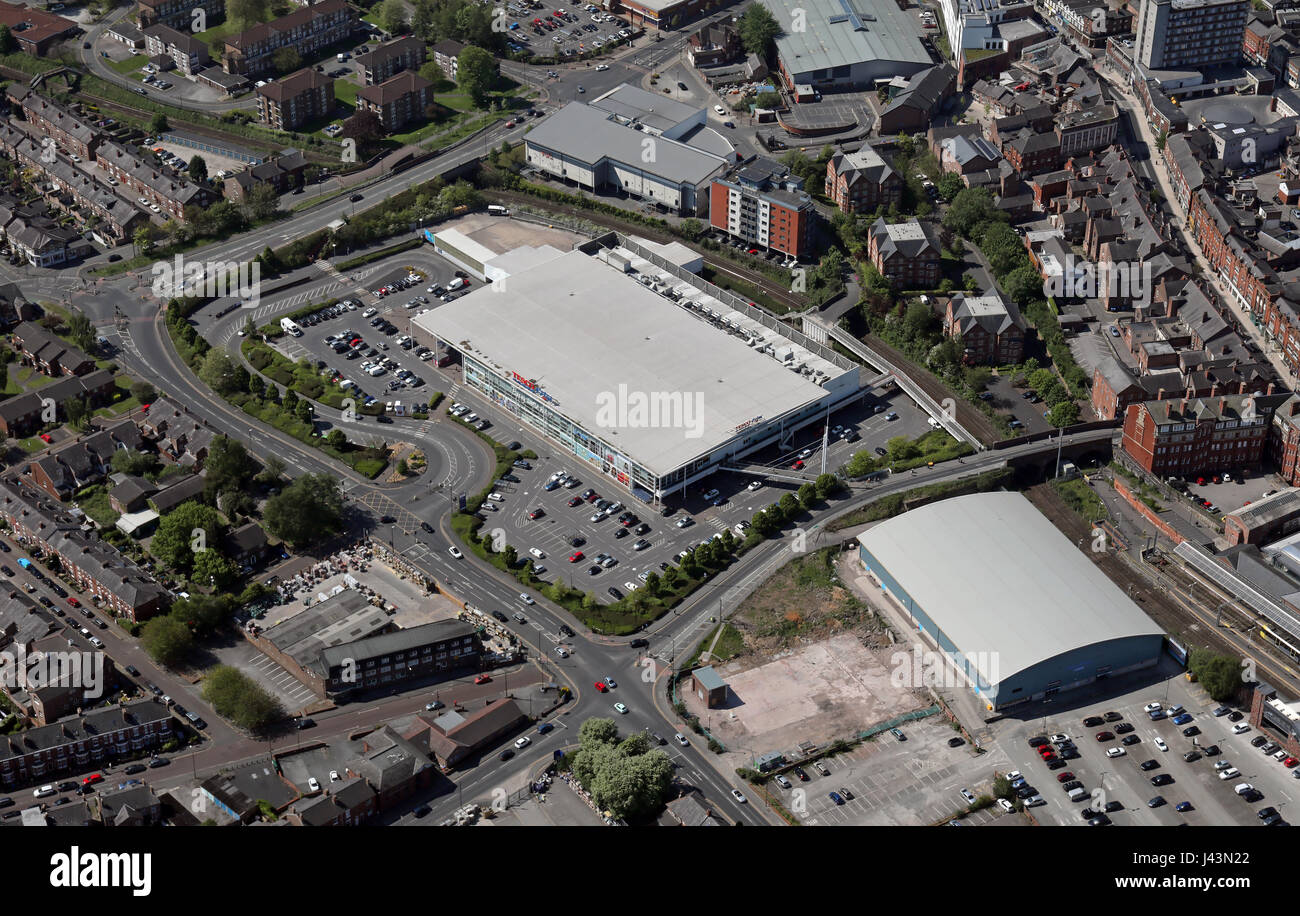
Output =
[
  {"x1": 280, "y1": 317, "x2": 303, "y2": 337},
  {"x1": 33, "y1": 785, "x2": 55, "y2": 798},
  {"x1": 448, "y1": 277, "x2": 466, "y2": 291},
  {"x1": 1067, "y1": 786, "x2": 1088, "y2": 802}
]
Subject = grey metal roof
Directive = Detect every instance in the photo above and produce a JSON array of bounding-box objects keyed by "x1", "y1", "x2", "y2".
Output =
[
  {"x1": 1225, "y1": 488, "x2": 1300, "y2": 529},
  {"x1": 761, "y1": 0, "x2": 930, "y2": 76},
  {"x1": 590, "y1": 84, "x2": 701, "y2": 134},
  {"x1": 318, "y1": 619, "x2": 477, "y2": 669},
  {"x1": 525, "y1": 102, "x2": 728, "y2": 186},
  {"x1": 855, "y1": 492, "x2": 1164, "y2": 686},
  {"x1": 413, "y1": 248, "x2": 831, "y2": 477}
]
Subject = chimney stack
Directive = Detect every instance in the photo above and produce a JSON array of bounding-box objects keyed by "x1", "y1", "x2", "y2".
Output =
[{"x1": 1268, "y1": 382, "x2": 1276, "y2": 395}]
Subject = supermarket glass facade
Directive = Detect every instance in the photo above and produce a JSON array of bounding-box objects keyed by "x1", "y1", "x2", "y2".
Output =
[{"x1": 461, "y1": 354, "x2": 820, "y2": 502}]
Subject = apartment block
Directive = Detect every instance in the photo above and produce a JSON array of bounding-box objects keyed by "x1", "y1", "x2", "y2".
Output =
[
  {"x1": 356, "y1": 35, "x2": 425, "y2": 86},
  {"x1": 708, "y1": 157, "x2": 815, "y2": 258},
  {"x1": 256, "y1": 68, "x2": 335, "y2": 131},
  {"x1": 1134, "y1": 0, "x2": 1249, "y2": 69},
  {"x1": 825, "y1": 144, "x2": 902, "y2": 214},
  {"x1": 1120, "y1": 390, "x2": 1288, "y2": 477},
  {"x1": 136, "y1": 0, "x2": 223, "y2": 30},
  {"x1": 143, "y1": 24, "x2": 211, "y2": 76},
  {"x1": 431, "y1": 39, "x2": 465, "y2": 81},
  {"x1": 356, "y1": 71, "x2": 431, "y2": 132},
  {"x1": 222, "y1": 0, "x2": 355, "y2": 76},
  {"x1": 944, "y1": 292, "x2": 1026, "y2": 364},
  {"x1": 866, "y1": 217, "x2": 942, "y2": 288}
]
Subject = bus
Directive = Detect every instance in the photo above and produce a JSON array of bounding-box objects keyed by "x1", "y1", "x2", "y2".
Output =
[{"x1": 487, "y1": 204, "x2": 509, "y2": 216}]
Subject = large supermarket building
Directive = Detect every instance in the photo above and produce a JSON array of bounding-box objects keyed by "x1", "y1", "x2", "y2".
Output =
[
  {"x1": 856, "y1": 492, "x2": 1166, "y2": 711},
  {"x1": 411, "y1": 237, "x2": 860, "y2": 503}
]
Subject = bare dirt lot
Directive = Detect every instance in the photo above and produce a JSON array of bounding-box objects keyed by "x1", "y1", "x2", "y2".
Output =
[{"x1": 695, "y1": 634, "x2": 932, "y2": 774}]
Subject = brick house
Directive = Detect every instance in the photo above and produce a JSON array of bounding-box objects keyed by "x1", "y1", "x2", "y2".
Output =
[
  {"x1": 11, "y1": 322, "x2": 95, "y2": 377},
  {"x1": 356, "y1": 36, "x2": 426, "y2": 86},
  {"x1": 256, "y1": 68, "x2": 335, "y2": 132},
  {"x1": 824, "y1": 144, "x2": 902, "y2": 214},
  {"x1": 943, "y1": 293, "x2": 1026, "y2": 364},
  {"x1": 222, "y1": 0, "x2": 355, "y2": 76}
]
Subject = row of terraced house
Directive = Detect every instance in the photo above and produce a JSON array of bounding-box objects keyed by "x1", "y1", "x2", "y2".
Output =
[{"x1": 222, "y1": 0, "x2": 356, "y2": 76}]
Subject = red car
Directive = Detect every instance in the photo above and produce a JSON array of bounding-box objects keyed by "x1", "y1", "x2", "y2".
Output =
[
  {"x1": 528, "y1": 508, "x2": 545, "y2": 520},
  {"x1": 82, "y1": 773, "x2": 103, "y2": 785},
  {"x1": 474, "y1": 674, "x2": 491, "y2": 685},
  {"x1": 568, "y1": 551, "x2": 584, "y2": 563},
  {"x1": 67, "y1": 597, "x2": 80, "y2": 607},
  {"x1": 1095, "y1": 731, "x2": 1115, "y2": 742},
  {"x1": 1056, "y1": 771, "x2": 1075, "y2": 783},
  {"x1": 791, "y1": 460, "x2": 805, "y2": 470},
  {"x1": 1286, "y1": 757, "x2": 1299, "y2": 768},
  {"x1": 567, "y1": 497, "x2": 583, "y2": 507},
  {"x1": 747, "y1": 247, "x2": 760, "y2": 254},
  {"x1": 594, "y1": 681, "x2": 608, "y2": 692},
  {"x1": 38, "y1": 434, "x2": 52, "y2": 444}
]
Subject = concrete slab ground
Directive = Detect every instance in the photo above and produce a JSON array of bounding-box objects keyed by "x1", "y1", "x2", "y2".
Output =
[
  {"x1": 495, "y1": 780, "x2": 606, "y2": 826},
  {"x1": 693, "y1": 633, "x2": 931, "y2": 772},
  {"x1": 438, "y1": 212, "x2": 585, "y2": 259}
]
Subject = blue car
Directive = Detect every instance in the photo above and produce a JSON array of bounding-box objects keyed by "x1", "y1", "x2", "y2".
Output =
[
  {"x1": 828, "y1": 792, "x2": 844, "y2": 805},
  {"x1": 1176, "y1": 801, "x2": 1194, "y2": 812},
  {"x1": 537, "y1": 722, "x2": 554, "y2": 733},
  {"x1": 1171, "y1": 713, "x2": 1193, "y2": 726}
]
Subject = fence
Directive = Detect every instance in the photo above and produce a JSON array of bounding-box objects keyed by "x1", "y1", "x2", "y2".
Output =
[
  {"x1": 856, "y1": 704, "x2": 942, "y2": 740},
  {"x1": 159, "y1": 131, "x2": 264, "y2": 165}
]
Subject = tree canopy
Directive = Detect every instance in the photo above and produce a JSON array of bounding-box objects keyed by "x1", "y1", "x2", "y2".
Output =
[{"x1": 263, "y1": 473, "x2": 343, "y2": 547}]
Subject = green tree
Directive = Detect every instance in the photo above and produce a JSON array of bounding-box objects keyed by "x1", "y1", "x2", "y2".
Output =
[
  {"x1": 229, "y1": 0, "x2": 268, "y2": 27},
  {"x1": 198, "y1": 347, "x2": 247, "y2": 395},
  {"x1": 246, "y1": 182, "x2": 280, "y2": 221},
  {"x1": 1047, "y1": 401, "x2": 1079, "y2": 427},
  {"x1": 262, "y1": 473, "x2": 343, "y2": 547},
  {"x1": 778, "y1": 493, "x2": 799, "y2": 518},
  {"x1": 797, "y1": 481, "x2": 817, "y2": 509},
  {"x1": 130, "y1": 380, "x2": 157, "y2": 403},
  {"x1": 247, "y1": 372, "x2": 264, "y2": 397},
  {"x1": 1189, "y1": 648, "x2": 1244, "y2": 701},
  {"x1": 202, "y1": 665, "x2": 285, "y2": 733},
  {"x1": 272, "y1": 45, "x2": 300, "y2": 74},
  {"x1": 67, "y1": 308, "x2": 95, "y2": 352},
  {"x1": 379, "y1": 0, "x2": 408, "y2": 34},
  {"x1": 63, "y1": 395, "x2": 89, "y2": 431},
  {"x1": 140, "y1": 615, "x2": 194, "y2": 667},
  {"x1": 662, "y1": 566, "x2": 682, "y2": 589},
  {"x1": 193, "y1": 548, "x2": 239, "y2": 590},
  {"x1": 257, "y1": 455, "x2": 286, "y2": 487},
  {"x1": 737, "y1": 2, "x2": 780, "y2": 58},
  {"x1": 943, "y1": 187, "x2": 1001, "y2": 239},
  {"x1": 457, "y1": 45, "x2": 499, "y2": 108},
  {"x1": 580, "y1": 717, "x2": 619, "y2": 745},
  {"x1": 0, "y1": 24, "x2": 14, "y2": 54},
  {"x1": 133, "y1": 225, "x2": 154, "y2": 255},
  {"x1": 1003, "y1": 265, "x2": 1044, "y2": 307},
  {"x1": 149, "y1": 111, "x2": 169, "y2": 135},
  {"x1": 151, "y1": 502, "x2": 224, "y2": 573},
  {"x1": 936, "y1": 171, "x2": 964, "y2": 201},
  {"x1": 205, "y1": 435, "x2": 256, "y2": 496},
  {"x1": 111, "y1": 448, "x2": 160, "y2": 476},
  {"x1": 814, "y1": 473, "x2": 840, "y2": 499},
  {"x1": 282, "y1": 388, "x2": 298, "y2": 412},
  {"x1": 187, "y1": 155, "x2": 208, "y2": 184},
  {"x1": 325, "y1": 428, "x2": 347, "y2": 450}
]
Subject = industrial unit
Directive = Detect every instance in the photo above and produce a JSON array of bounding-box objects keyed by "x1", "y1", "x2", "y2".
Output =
[
  {"x1": 412, "y1": 238, "x2": 860, "y2": 503},
  {"x1": 856, "y1": 491, "x2": 1166, "y2": 711}
]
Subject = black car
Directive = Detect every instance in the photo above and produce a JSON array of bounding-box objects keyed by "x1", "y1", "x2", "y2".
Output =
[
  {"x1": 0, "y1": 797, "x2": 11, "y2": 809},
  {"x1": 588, "y1": 565, "x2": 601, "y2": 576},
  {"x1": 125, "y1": 665, "x2": 140, "y2": 677},
  {"x1": 37, "y1": 596, "x2": 52, "y2": 608},
  {"x1": 1242, "y1": 788, "x2": 1264, "y2": 803},
  {"x1": 296, "y1": 718, "x2": 315, "y2": 729},
  {"x1": 1103, "y1": 800, "x2": 1124, "y2": 813},
  {"x1": 948, "y1": 736, "x2": 965, "y2": 747},
  {"x1": 1103, "y1": 711, "x2": 1123, "y2": 722},
  {"x1": 650, "y1": 732, "x2": 667, "y2": 745},
  {"x1": 350, "y1": 194, "x2": 364, "y2": 202},
  {"x1": 1140, "y1": 759, "x2": 1160, "y2": 771},
  {"x1": 559, "y1": 624, "x2": 574, "y2": 638},
  {"x1": 1148, "y1": 796, "x2": 1166, "y2": 808},
  {"x1": 614, "y1": 528, "x2": 628, "y2": 539},
  {"x1": 634, "y1": 523, "x2": 651, "y2": 536},
  {"x1": 124, "y1": 764, "x2": 147, "y2": 775},
  {"x1": 608, "y1": 587, "x2": 624, "y2": 600},
  {"x1": 793, "y1": 767, "x2": 809, "y2": 781},
  {"x1": 376, "y1": 415, "x2": 393, "y2": 424},
  {"x1": 1015, "y1": 785, "x2": 1037, "y2": 799},
  {"x1": 499, "y1": 749, "x2": 515, "y2": 761},
  {"x1": 1114, "y1": 722, "x2": 1134, "y2": 734},
  {"x1": 1027, "y1": 735, "x2": 1049, "y2": 748},
  {"x1": 56, "y1": 781, "x2": 77, "y2": 793},
  {"x1": 874, "y1": 447, "x2": 888, "y2": 457},
  {"x1": 492, "y1": 611, "x2": 508, "y2": 622},
  {"x1": 1150, "y1": 773, "x2": 1174, "y2": 787},
  {"x1": 1046, "y1": 758, "x2": 1067, "y2": 770},
  {"x1": 1203, "y1": 744, "x2": 1221, "y2": 756},
  {"x1": 1228, "y1": 711, "x2": 1244, "y2": 722},
  {"x1": 1183, "y1": 751, "x2": 1202, "y2": 762},
  {"x1": 0, "y1": 566, "x2": 12, "y2": 577},
  {"x1": 630, "y1": 637, "x2": 649, "y2": 648},
  {"x1": 146, "y1": 682, "x2": 162, "y2": 695},
  {"x1": 1251, "y1": 735, "x2": 1269, "y2": 747},
  {"x1": 507, "y1": 441, "x2": 522, "y2": 451},
  {"x1": 1082, "y1": 715, "x2": 1104, "y2": 727},
  {"x1": 569, "y1": 536, "x2": 585, "y2": 547},
  {"x1": 1122, "y1": 734, "x2": 1141, "y2": 746},
  {"x1": 420, "y1": 521, "x2": 434, "y2": 534},
  {"x1": 379, "y1": 515, "x2": 396, "y2": 524},
  {"x1": 1059, "y1": 748, "x2": 1080, "y2": 760},
  {"x1": 1182, "y1": 725, "x2": 1200, "y2": 737},
  {"x1": 413, "y1": 804, "x2": 432, "y2": 818}
]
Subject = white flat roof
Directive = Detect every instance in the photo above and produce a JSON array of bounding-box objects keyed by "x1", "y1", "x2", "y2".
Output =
[
  {"x1": 856, "y1": 492, "x2": 1164, "y2": 686},
  {"x1": 414, "y1": 249, "x2": 830, "y2": 476}
]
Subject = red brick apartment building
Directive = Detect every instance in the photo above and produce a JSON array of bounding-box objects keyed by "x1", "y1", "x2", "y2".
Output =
[
  {"x1": 709, "y1": 158, "x2": 815, "y2": 259},
  {"x1": 1121, "y1": 390, "x2": 1289, "y2": 477},
  {"x1": 256, "y1": 68, "x2": 335, "y2": 131},
  {"x1": 356, "y1": 71, "x2": 431, "y2": 132},
  {"x1": 222, "y1": 0, "x2": 355, "y2": 76},
  {"x1": 824, "y1": 144, "x2": 902, "y2": 214},
  {"x1": 866, "y1": 217, "x2": 941, "y2": 288}
]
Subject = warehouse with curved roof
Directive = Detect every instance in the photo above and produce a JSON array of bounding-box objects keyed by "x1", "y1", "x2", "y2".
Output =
[{"x1": 855, "y1": 491, "x2": 1166, "y2": 711}]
